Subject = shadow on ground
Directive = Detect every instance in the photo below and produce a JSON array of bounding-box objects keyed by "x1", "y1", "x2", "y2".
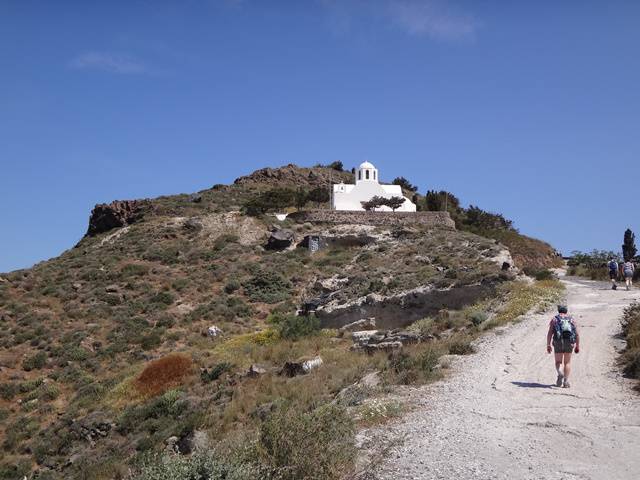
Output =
[{"x1": 511, "y1": 381, "x2": 554, "y2": 389}]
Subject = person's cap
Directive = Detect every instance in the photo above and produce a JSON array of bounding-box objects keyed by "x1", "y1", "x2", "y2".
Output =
[{"x1": 557, "y1": 305, "x2": 568, "y2": 313}]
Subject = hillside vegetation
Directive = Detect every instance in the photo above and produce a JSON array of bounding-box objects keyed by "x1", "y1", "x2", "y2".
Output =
[
  {"x1": 621, "y1": 303, "x2": 640, "y2": 390},
  {"x1": 0, "y1": 164, "x2": 563, "y2": 479}
]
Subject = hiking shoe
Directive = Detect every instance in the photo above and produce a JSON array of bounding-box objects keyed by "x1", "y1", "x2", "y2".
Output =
[
  {"x1": 556, "y1": 374, "x2": 564, "y2": 387},
  {"x1": 563, "y1": 380, "x2": 571, "y2": 388}
]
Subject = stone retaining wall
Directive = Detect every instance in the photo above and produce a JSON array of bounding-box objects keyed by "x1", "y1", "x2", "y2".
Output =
[{"x1": 289, "y1": 210, "x2": 456, "y2": 228}]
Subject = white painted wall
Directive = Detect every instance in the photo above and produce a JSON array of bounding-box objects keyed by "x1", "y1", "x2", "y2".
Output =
[{"x1": 332, "y1": 181, "x2": 416, "y2": 211}]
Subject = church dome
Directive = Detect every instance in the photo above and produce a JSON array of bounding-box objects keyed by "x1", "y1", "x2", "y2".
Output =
[{"x1": 356, "y1": 160, "x2": 378, "y2": 184}]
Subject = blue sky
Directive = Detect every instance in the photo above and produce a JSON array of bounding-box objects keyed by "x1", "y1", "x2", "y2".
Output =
[{"x1": 1, "y1": 0, "x2": 639, "y2": 273}]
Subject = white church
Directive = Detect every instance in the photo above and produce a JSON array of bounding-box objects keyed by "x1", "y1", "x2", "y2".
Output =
[{"x1": 332, "y1": 161, "x2": 417, "y2": 212}]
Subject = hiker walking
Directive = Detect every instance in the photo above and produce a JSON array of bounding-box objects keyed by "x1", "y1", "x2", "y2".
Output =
[
  {"x1": 622, "y1": 260, "x2": 635, "y2": 290},
  {"x1": 607, "y1": 258, "x2": 619, "y2": 290},
  {"x1": 546, "y1": 305, "x2": 580, "y2": 388}
]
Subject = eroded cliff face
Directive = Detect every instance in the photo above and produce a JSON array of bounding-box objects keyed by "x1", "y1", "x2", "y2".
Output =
[{"x1": 314, "y1": 280, "x2": 501, "y2": 330}]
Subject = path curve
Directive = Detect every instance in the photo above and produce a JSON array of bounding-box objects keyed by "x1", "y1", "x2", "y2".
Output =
[{"x1": 368, "y1": 276, "x2": 640, "y2": 480}]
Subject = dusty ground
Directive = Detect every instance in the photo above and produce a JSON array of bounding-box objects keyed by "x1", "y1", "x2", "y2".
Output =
[{"x1": 365, "y1": 275, "x2": 640, "y2": 480}]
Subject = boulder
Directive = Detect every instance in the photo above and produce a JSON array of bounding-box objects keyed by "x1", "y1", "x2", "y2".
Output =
[
  {"x1": 69, "y1": 412, "x2": 113, "y2": 446},
  {"x1": 351, "y1": 330, "x2": 381, "y2": 343},
  {"x1": 319, "y1": 276, "x2": 349, "y2": 292},
  {"x1": 266, "y1": 229, "x2": 295, "y2": 250},
  {"x1": 183, "y1": 218, "x2": 203, "y2": 232},
  {"x1": 86, "y1": 200, "x2": 148, "y2": 236},
  {"x1": 280, "y1": 355, "x2": 323, "y2": 377},
  {"x1": 247, "y1": 364, "x2": 267, "y2": 377},
  {"x1": 386, "y1": 330, "x2": 421, "y2": 344},
  {"x1": 360, "y1": 371, "x2": 381, "y2": 388},
  {"x1": 364, "y1": 341, "x2": 403, "y2": 353},
  {"x1": 251, "y1": 401, "x2": 276, "y2": 421},
  {"x1": 351, "y1": 329, "x2": 422, "y2": 352},
  {"x1": 302, "y1": 356, "x2": 323, "y2": 372},
  {"x1": 176, "y1": 430, "x2": 208, "y2": 454},
  {"x1": 207, "y1": 325, "x2": 223, "y2": 337}
]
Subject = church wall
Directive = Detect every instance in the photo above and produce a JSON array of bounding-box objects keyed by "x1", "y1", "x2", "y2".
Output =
[{"x1": 332, "y1": 182, "x2": 417, "y2": 212}]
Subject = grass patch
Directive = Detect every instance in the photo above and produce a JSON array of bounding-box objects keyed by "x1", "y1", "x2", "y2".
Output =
[
  {"x1": 484, "y1": 279, "x2": 564, "y2": 330},
  {"x1": 259, "y1": 403, "x2": 355, "y2": 480}
]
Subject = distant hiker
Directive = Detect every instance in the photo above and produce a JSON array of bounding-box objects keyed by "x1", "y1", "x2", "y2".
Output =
[
  {"x1": 607, "y1": 259, "x2": 619, "y2": 290},
  {"x1": 546, "y1": 305, "x2": 580, "y2": 388},
  {"x1": 622, "y1": 260, "x2": 635, "y2": 291}
]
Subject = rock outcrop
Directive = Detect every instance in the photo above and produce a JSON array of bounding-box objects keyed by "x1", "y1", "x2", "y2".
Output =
[
  {"x1": 233, "y1": 164, "x2": 352, "y2": 188},
  {"x1": 351, "y1": 329, "x2": 423, "y2": 352},
  {"x1": 266, "y1": 229, "x2": 295, "y2": 250},
  {"x1": 86, "y1": 200, "x2": 148, "y2": 236}
]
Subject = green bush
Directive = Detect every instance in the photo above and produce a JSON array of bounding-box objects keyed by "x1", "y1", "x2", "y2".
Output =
[
  {"x1": 117, "y1": 389, "x2": 189, "y2": 435},
  {"x1": 150, "y1": 291, "x2": 175, "y2": 307},
  {"x1": 2, "y1": 415, "x2": 39, "y2": 451},
  {"x1": 171, "y1": 278, "x2": 189, "y2": 291},
  {"x1": 470, "y1": 311, "x2": 488, "y2": 326},
  {"x1": 243, "y1": 188, "x2": 297, "y2": 216},
  {"x1": 19, "y1": 378, "x2": 44, "y2": 393},
  {"x1": 65, "y1": 346, "x2": 90, "y2": 362},
  {"x1": 621, "y1": 303, "x2": 640, "y2": 383},
  {"x1": 0, "y1": 383, "x2": 18, "y2": 400},
  {"x1": 121, "y1": 263, "x2": 150, "y2": 278},
  {"x1": 523, "y1": 268, "x2": 556, "y2": 281},
  {"x1": 259, "y1": 403, "x2": 355, "y2": 480},
  {"x1": 448, "y1": 336, "x2": 475, "y2": 355},
  {"x1": 387, "y1": 352, "x2": 419, "y2": 385},
  {"x1": 243, "y1": 271, "x2": 292, "y2": 304},
  {"x1": 23, "y1": 351, "x2": 47, "y2": 371},
  {"x1": 224, "y1": 278, "x2": 241, "y2": 294},
  {"x1": 0, "y1": 459, "x2": 31, "y2": 480},
  {"x1": 143, "y1": 246, "x2": 181, "y2": 265},
  {"x1": 386, "y1": 346, "x2": 443, "y2": 385},
  {"x1": 201, "y1": 362, "x2": 233, "y2": 383},
  {"x1": 133, "y1": 450, "x2": 264, "y2": 480},
  {"x1": 267, "y1": 313, "x2": 320, "y2": 340}
]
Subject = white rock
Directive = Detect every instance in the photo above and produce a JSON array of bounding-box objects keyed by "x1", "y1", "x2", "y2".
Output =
[
  {"x1": 207, "y1": 325, "x2": 223, "y2": 337},
  {"x1": 302, "y1": 356, "x2": 323, "y2": 372},
  {"x1": 339, "y1": 318, "x2": 376, "y2": 333},
  {"x1": 351, "y1": 330, "x2": 379, "y2": 342}
]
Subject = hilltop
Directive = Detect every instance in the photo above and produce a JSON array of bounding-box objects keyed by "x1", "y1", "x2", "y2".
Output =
[{"x1": 0, "y1": 164, "x2": 562, "y2": 479}]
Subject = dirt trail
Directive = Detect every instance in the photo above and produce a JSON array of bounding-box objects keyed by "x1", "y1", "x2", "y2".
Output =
[{"x1": 367, "y1": 276, "x2": 640, "y2": 480}]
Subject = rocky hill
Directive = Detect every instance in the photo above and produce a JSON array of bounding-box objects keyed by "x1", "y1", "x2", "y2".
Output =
[{"x1": 0, "y1": 164, "x2": 562, "y2": 479}]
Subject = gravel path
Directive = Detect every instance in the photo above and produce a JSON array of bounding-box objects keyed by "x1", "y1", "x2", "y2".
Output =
[{"x1": 367, "y1": 276, "x2": 640, "y2": 480}]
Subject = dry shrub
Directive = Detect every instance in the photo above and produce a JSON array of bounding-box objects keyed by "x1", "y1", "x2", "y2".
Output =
[{"x1": 134, "y1": 353, "x2": 194, "y2": 398}]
